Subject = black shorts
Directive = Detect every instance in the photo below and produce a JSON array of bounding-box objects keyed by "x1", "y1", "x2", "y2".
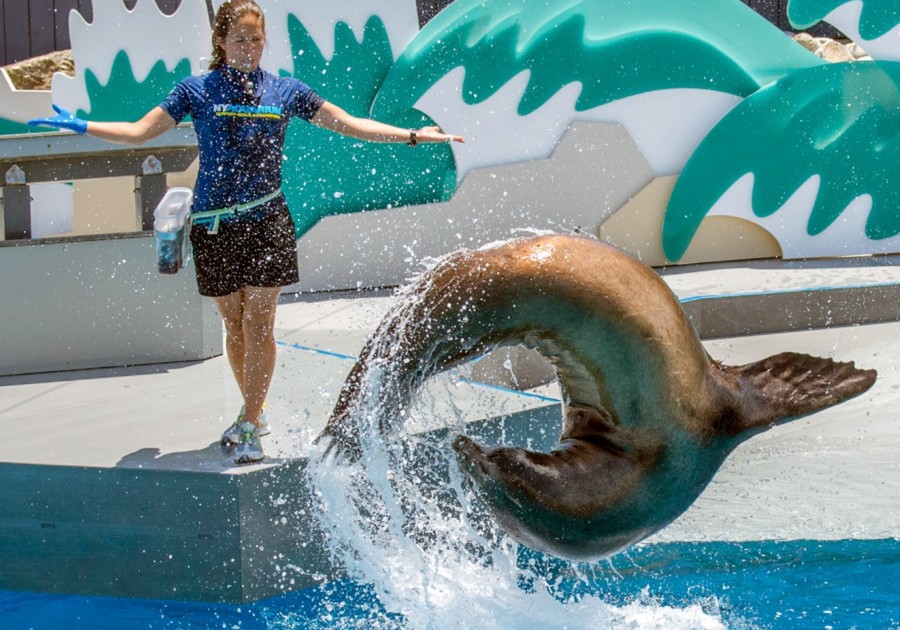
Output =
[{"x1": 189, "y1": 197, "x2": 300, "y2": 297}]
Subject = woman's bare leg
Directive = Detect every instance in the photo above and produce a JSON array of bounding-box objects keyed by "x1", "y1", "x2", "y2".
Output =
[
  {"x1": 214, "y1": 289, "x2": 248, "y2": 402},
  {"x1": 213, "y1": 286, "x2": 282, "y2": 427}
]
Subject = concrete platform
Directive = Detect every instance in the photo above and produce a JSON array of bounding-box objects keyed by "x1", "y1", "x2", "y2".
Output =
[{"x1": 1, "y1": 254, "x2": 898, "y2": 602}]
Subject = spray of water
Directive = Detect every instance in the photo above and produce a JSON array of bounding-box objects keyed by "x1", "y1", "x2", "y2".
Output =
[{"x1": 303, "y1": 264, "x2": 729, "y2": 629}]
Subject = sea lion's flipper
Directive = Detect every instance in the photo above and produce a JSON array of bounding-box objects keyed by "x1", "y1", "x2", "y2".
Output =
[{"x1": 721, "y1": 352, "x2": 877, "y2": 434}]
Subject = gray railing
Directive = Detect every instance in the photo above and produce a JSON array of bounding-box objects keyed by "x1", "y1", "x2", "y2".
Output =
[{"x1": 0, "y1": 125, "x2": 198, "y2": 240}]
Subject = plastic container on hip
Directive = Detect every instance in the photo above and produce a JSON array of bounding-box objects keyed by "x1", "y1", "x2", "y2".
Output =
[{"x1": 153, "y1": 187, "x2": 193, "y2": 274}]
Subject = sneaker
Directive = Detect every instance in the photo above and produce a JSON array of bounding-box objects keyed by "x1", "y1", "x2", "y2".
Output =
[
  {"x1": 221, "y1": 404, "x2": 270, "y2": 446},
  {"x1": 234, "y1": 422, "x2": 265, "y2": 464}
]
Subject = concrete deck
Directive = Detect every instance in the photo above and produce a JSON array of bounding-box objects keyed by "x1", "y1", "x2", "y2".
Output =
[{"x1": 1, "y1": 254, "x2": 899, "y2": 602}]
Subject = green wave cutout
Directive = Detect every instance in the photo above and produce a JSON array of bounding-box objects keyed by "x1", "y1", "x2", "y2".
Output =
[
  {"x1": 80, "y1": 51, "x2": 191, "y2": 122},
  {"x1": 281, "y1": 15, "x2": 457, "y2": 238},
  {"x1": 374, "y1": 0, "x2": 823, "y2": 120},
  {"x1": 6, "y1": 52, "x2": 189, "y2": 136},
  {"x1": 663, "y1": 61, "x2": 900, "y2": 261},
  {"x1": 0, "y1": 117, "x2": 33, "y2": 136},
  {"x1": 788, "y1": 0, "x2": 899, "y2": 39}
]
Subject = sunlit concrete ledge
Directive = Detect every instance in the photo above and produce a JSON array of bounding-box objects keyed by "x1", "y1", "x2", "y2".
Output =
[
  {"x1": 0, "y1": 404, "x2": 560, "y2": 603},
  {"x1": 682, "y1": 282, "x2": 900, "y2": 338}
]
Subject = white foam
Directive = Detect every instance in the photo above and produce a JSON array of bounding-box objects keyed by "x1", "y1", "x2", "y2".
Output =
[{"x1": 306, "y1": 357, "x2": 728, "y2": 629}]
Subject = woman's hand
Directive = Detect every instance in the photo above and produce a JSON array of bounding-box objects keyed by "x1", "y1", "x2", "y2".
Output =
[
  {"x1": 28, "y1": 104, "x2": 88, "y2": 134},
  {"x1": 412, "y1": 125, "x2": 464, "y2": 145}
]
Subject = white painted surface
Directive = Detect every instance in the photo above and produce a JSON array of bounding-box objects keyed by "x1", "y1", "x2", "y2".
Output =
[
  {"x1": 30, "y1": 182, "x2": 74, "y2": 238},
  {"x1": 53, "y1": 0, "x2": 212, "y2": 112},
  {"x1": 293, "y1": 122, "x2": 654, "y2": 291},
  {"x1": 707, "y1": 173, "x2": 900, "y2": 258},
  {"x1": 821, "y1": 2, "x2": 900, "y2": 62},
  {"x1": 0, "y1": 69, "x2": 52, "y2": 125},
  {"x1": 0, "y1": 233, "x2": 221, "y2": 376}
]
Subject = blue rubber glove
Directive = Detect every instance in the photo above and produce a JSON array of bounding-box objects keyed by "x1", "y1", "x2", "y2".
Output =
[{"x1": 27, "y1": 104, "x2": 88, "y2": 134}]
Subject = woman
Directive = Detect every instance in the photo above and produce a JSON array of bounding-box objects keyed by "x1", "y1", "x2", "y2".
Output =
[{"x1": 29, "y1": 0, "x2": 463, "y2": 464}]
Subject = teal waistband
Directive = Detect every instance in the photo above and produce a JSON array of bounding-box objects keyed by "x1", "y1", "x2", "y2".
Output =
[{"x1": 190, "y1": 188, "x2": 283, "y2": 234}]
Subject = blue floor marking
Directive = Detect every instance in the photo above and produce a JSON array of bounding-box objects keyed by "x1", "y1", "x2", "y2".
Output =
[
  {"x1": 277, "y1": 341, "x2": 357, "y2": 361},
  {"x1": 677, "y1": 280, "x2": 900, "y2": 303},
  {"x1": 276, "y1": 341, "x2": 561, "y2": 403},
  {"x1": 456, "y1": 377, "x2": 561, "y2": 403},
  {"x1": 277, "y1": 279, "x2": 899, "y2": 405}
]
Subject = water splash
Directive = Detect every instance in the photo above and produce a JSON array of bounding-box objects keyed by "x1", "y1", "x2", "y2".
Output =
[{"x1": 303, "y1": 279, "x2": 729, "y2": 628}]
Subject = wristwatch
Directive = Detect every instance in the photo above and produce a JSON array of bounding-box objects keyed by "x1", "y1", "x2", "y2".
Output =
[{"x1": 407, "y1": 129, "x2": 417, "y2": 147}]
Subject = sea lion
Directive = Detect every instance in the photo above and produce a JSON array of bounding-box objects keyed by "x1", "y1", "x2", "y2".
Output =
[{"x1": 319, "y1": 234, "x2": 877, "y2": 561}]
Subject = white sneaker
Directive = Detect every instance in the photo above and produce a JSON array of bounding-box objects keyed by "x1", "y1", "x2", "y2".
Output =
[
  {"x1": 221, "y1": 404, "x2": 270, "y2": 446},
  {"x1": 233, "y1": 422, "x2": 265, "y2": 464}
]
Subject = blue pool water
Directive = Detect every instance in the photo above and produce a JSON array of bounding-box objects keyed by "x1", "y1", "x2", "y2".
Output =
[{"x1": 3, "y1": 538, "x2": 897, "y2": 629}]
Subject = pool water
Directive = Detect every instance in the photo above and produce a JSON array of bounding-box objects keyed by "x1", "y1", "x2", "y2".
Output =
[
  {"x1": 3, "y1": 538, "x2": 897, "y2": 629},
  {"x1": 5, "y1": 305, "x2": 897, "y2": 629}
]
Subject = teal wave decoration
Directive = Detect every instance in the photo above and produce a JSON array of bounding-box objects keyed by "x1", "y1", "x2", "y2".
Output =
[
  {"x1": 282, "y1": 15, "x2": 457, "y2": 237},
  {"x1": 374, "y1": 0, "x2": 823, "y2": 120},
  {"x1": 80, "y1": 51, "x2": 191, "y2": 122},
  {"x1": 662, "y1": 62, "x2": 900, "y2": 261},
  {"x1": 788, "y1": 0, "x2": 900, "y2": 39},
  {"x1": 0, "y1": 117, "x2": 32, "y2": 136}
]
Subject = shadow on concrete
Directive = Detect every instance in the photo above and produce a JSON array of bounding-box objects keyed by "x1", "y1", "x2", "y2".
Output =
[{"x1": 116, "y1": 442, "x2": 288, "y2": 473}]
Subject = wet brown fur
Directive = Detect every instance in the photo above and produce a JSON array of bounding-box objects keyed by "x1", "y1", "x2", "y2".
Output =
[{"x1": 320, "y1": 234, "x2": 877, "y2": 560}]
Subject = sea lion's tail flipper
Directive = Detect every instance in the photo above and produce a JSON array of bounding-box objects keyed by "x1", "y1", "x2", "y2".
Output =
[{"x1": 722, "y1": 352, "x2": 877, "y2": 434}]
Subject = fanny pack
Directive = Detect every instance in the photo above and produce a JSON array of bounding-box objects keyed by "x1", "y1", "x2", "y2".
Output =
[{"x1": 189, "y1": 188, "x2": 283, "y2": 235}]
